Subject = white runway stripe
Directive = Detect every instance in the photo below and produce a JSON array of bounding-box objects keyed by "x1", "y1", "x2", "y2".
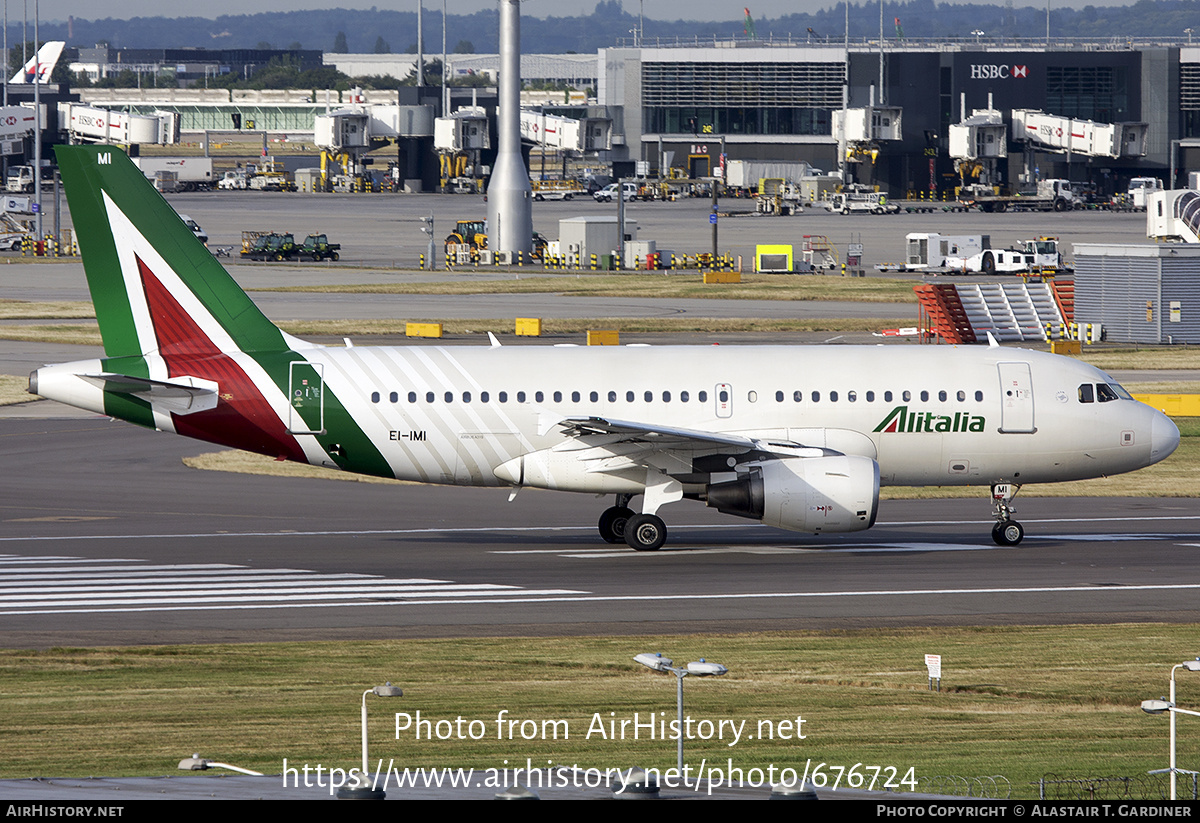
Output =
[{"x1": 0, "y1": 554, "x2": 586, "y2": 615}]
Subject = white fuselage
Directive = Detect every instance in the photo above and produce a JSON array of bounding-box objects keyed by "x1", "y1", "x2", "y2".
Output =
[
  {"x1": 295, "y1": 343, "x2": 1173, "y2": 490},
  {"x1": 34, "y1": 343, "x2": 1177, "y2": 495}
]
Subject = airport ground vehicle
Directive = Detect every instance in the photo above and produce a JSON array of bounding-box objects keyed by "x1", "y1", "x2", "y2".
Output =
[
  {"x1": 299, "y1": 233, "x2": 340, "y2": 261},
  {"x1": 444, "y1": 219, "x2": 547, "y2": 260},
  {"x1": 31, "y1": 145, "x2": 1181, "y2": 551},
  {"x1": 5, "y1": 166, "x2": 40, "y2": 193},
  {"x1": 824, "y1": 188, "x2": 898, "y2": 215},
  {"x1": 131, "y1": 157, "x2": 214, "y2": 192},
  {"x1": 958, "y1": 179, "x2": 1079, "y2": 213},
  {"x1": 532, "y1": 180, "x2": 586, "y2": 201},
  {"x1": 593, "y1": 182, "x2": 640, "y2": 202},
  {"x1": 176, "y1": 214, "x2": 207, "y2": 244},
  {"x1": 241, "y1": 232, "x2": 296, "y2": 261},
  {"x1": 948, "y1": 237, "x2": 1065, "y2": 274},
  {"x1": 218, "y1": 170, "x2": 248, "y2": 190}
]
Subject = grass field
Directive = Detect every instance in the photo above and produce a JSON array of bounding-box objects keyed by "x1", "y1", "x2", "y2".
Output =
[
  {"x1": 252, "y1": 273, "x2": 921, "y2": 303},
  {"x1": 0, "y1": 626, "x2": 1194, "y2": 796}
]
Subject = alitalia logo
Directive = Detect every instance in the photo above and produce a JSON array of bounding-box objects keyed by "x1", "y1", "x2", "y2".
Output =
[{"x1": 873, "y1": 406, "x2": 985, "y2": 434}]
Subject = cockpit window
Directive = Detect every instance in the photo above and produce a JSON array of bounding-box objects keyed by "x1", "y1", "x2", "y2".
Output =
[
  {"x1": 1078, "y1": 383, "x2": 1094, "y2": 403},
  {"x1": 1109, "y1": 383, "x2": 1133, "y2": 400},
  {"x1": 1096, "y1": 383, "x2": 1119, "y2": 402}
]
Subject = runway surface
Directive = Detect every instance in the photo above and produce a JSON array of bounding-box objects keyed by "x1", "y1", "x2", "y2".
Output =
[
  {"x1": 3, "y1": 416, "x2": 1199, "y2": 648},
  {"x1": 2, "y1": 193, "x2": 1194, "y2": 648}
]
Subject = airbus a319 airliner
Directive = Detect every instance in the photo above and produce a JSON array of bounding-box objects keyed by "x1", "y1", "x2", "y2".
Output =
[{"x1": 30, "y1": 146, "x2": 1180, "y2": 550}]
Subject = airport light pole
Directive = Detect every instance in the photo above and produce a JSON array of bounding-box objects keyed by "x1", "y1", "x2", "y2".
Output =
[
  {"x1": 178, "y1": 754, "x2": 263, "y2": 775},
  {"x1": 1141, "y1": 658, "x2": 1200, "y2": 800},
  {"x1": 334, "y1": 681, "x2": 403, "y2": 800},
  {"x1": 359, "y1": 682, "x2": 403, "y2": 776},
  {"x1": 635, "y1": 652, "x2": 728, "y2": 774}
]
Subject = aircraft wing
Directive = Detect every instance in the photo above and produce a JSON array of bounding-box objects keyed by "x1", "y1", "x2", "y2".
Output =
[
  {"x1": 555, "y1": 415, "x2": 832, "y2": 459},
  {"x1": 78, "y1": 372, "x2": 218, "y2": 415}
]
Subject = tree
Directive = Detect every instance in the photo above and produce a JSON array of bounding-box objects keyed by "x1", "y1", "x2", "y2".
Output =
[
  {"x1": 373, "y1": 36, "x2": 390, "y2": 54},
  {"x1": 453, "y1": 40, "x2": 475, "y2": 54},
  {"x1": 333, "y1": 31, "x2": 349, "y2": 53}
]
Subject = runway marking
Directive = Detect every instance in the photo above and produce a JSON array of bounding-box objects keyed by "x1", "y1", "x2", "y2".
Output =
[
  {"x1": 0, "y1": 555, "x2": 586, "y2": 615},
  {"x1": 4, "y1": 514, "x2": 1200, "y2": 544},
  {"x1": 9, "y1": 582, "x2": 1200, "y2": 615}
]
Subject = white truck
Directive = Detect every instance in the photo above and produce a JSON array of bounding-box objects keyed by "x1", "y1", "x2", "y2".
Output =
[
  {"x1": 958, "y1": 178, "x2": 1080, "y2": 213},
  {"x1": 218, "y1": 170, "x2": 248, "y2": 190},
  {"x1": 898, "y1": 233, "x2": 991, "y2": 271},
  {"x1": 4, "y1": 165, "x2": 35, "y2": 193},
  {"x1": 726, "y1": 160, "x2": 814, "y2": 192},
  {"x1": 131, "y1": 157, "x2": 215, "y2": 192},
  {"x1": 1123, "y1": 176, "x2": 1164, "y2": 211},
  {"x1": 824, "y1": 187, "x2": 898, "y2": 215},
  {"x1": 946, "y1": 237, "x2": 1065, "y2": 274}
]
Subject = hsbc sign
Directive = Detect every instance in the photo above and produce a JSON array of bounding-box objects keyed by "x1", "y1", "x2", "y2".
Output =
[{"x1": 970, "y1": 64, "x2": 1029, "y2": 79}]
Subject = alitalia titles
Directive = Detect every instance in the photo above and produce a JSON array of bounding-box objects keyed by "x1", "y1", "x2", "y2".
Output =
[{"x1": 874, "y1": 405, "x2": 986, "y2": 434}]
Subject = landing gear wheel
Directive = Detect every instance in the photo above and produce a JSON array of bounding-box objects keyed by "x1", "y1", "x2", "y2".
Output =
[
  {"x1": 624, "y1": 514, "x2": 666, "y2": 551},
  {"x1": 991, "y1": 521, "x2": 1025, "y2": 546},
  {"x1": 598, "y1": 506, "x2": 635, "y2": 544}
]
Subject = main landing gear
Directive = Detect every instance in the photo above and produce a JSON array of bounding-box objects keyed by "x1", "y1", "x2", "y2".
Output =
[
  {"x1": 990, "y1": 483, "x2": 1024, "y2": 546},
  {"x1": 598, "y1": 494, "x2": 667, "y2": 551}
]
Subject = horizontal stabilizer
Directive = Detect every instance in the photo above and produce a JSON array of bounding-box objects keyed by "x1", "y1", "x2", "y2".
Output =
[{"x1": 79, "y1": 372, "x2": 218, "y2": 415}]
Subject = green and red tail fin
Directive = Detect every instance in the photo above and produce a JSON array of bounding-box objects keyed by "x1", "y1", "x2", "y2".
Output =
[{"x1": 55, "y1": 145, "x2": 293, "y2": 358}]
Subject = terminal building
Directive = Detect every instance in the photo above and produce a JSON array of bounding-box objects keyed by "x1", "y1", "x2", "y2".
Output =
[
  {"x1": 50, "y1": 39, "x2": 1200, "y2": 197},
  {"x1": 597, "y1": 40, "x2": 1194, "y2": 196}
]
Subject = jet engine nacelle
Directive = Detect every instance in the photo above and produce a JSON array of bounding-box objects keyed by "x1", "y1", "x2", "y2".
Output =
[{"x1": 705, "y1": 455, "x2": 880, "y2": 534}]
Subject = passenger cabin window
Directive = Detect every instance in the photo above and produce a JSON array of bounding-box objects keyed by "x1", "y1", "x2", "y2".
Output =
[
  {"x1": 518, "y1": 391, "x2": 527, "y2": 403},
  {"x1": 389, "y1": 392, "x2": 398, "y2": 403},
  {"x1": 699, "y1": 391, "x2": 708, "y2": 402},
  {"x1": 371, "y1": 391, "x2": 380, "y2": 403},
  {"x1": 408, "y1": 391, "x2": 417, "y2": 403}
]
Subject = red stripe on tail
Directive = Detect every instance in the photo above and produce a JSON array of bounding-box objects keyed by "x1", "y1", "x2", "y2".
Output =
[{"x1": 137, "y1": 255, "x2": 306, "y2": 461}]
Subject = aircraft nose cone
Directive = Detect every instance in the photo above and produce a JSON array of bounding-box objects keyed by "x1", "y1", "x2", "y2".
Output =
[{"x1": 1150, "y1": 411, "x2": 1180, "y2": 462}]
